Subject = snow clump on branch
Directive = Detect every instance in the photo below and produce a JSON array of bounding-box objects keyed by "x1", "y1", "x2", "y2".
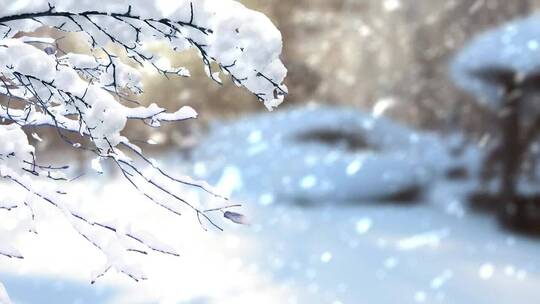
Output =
[{"x1": 0, "y1": 0, "x2": 287, "y2": 284}]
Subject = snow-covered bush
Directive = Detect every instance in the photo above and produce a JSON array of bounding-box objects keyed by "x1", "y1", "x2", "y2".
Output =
[
  {"x1": 0, "y1": 0, "x2": 287, "y2": 288},
  {"x1": 193, "y1": 106, "x2": 459, "y2": 202}
]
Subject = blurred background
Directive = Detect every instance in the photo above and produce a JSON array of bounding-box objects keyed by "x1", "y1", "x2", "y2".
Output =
[{"x1": 2, "y1": 0, "x2": 540, "y2": 303}]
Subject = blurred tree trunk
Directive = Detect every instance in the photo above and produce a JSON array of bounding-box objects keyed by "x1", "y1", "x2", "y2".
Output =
[{"x1": 499, "y1": 85, "x2": 522, "y2": 224}]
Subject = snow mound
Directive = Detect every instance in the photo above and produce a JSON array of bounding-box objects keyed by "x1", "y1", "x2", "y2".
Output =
[{"x1": 192, "y1": 105, "x2": 463, "y2": 202}]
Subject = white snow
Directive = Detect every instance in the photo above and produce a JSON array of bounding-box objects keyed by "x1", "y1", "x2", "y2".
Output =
[
  {"x1": 451, "y1": 13, "x2": 540, "y2": 106},
  {"x1": 1, "y1": 98, "x2": 510, "y2": 304},
  {"x1": 320, "y1": 252, "x2": 333, "y2": 263},
  {"x1": 396, "y1": 229, "x2": 450, "y2": 251},
  {"x1": 300, "y1": 175, "x2": 318, "y2": 189},
  {"x1": 91, "y1": 157, "x2": 104, "y2": 174},
  {"x1": 0, "y1": 0, "x2": 289, "y2": 285},
  {"x1": 478, "y1": 263, "x2": 495, "y2": 280},
  {"x1": 0, "y1": 281, "x2": 11, "y2": 304},
  {"x1": 383, "y1": 0, "x2": 402, "y2": 12},
  {"x1": 430, "y1": 269, "x2": 453, "y2": 289},
  {"x1": 355, "y1": 217, "x2": 373, "y2": 235},
  {"x1": 0, "y1": 159, "x2": 539, "y2": 304},
  {"x1": 414, "y1": 291, "x2": 427, "y2": 303},
  {"x1": 346, "y1": 160, "x2": 363, "y2": 176},
  {"x1": 192, "y1": 105, "x2": 473, "y2": 202},
  {"x1": 0, "y1": 0, "x2": 287, "y2": 109}
]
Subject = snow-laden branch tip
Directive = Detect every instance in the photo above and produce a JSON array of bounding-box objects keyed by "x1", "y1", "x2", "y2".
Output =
[{"x1": 0, "y1": 0, "x2": 286, "y2": 285}]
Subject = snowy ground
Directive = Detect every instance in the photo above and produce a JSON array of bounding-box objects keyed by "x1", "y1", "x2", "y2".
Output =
[
  {"x1": 1, "y1": 107, "x2": 539, "y2": 303},
  {"x1": 1, "y1": 175, "x2": 539, "y2": 304}
]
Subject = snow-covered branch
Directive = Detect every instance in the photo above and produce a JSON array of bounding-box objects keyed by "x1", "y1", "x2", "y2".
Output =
[{"x1": 0, "y1": 0, "x2": 287, "y2": 284}]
